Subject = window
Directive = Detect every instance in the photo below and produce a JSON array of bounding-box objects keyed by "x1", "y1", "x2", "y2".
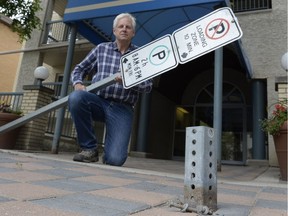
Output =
[{"x1": 231, "y1": 0, "x2": 272, "y2": 12}]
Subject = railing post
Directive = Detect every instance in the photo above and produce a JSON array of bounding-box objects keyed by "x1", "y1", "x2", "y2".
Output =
[
  {"x1": 51, "y1": 24, "x2": 77, "y2": 154},
  {"x1": 15, "y1": 85, "x2": 54, "y2": 150}
]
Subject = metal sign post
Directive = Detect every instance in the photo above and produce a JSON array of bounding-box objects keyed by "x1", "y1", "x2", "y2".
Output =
[{"x1": 119, "y1": 7, "x2": 243, "y2": 213}]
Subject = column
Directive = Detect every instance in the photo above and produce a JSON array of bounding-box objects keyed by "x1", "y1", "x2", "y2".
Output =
[
  {"x1": 252, "y1": 79, "x2": 266, "y2": 159},
  {"x1": 15, "y1": 85, "x2": 53, "y2": 150}
]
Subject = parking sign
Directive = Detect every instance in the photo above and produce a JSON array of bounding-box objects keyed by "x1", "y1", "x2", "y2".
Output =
[
  {"x1": 120, "y1": 7, "x2": 243, "y2": 88},
  {"x1": 120, "y1": 35, "x2": 178, "y2": 88},
  {"x1": 173, "y1": 7, "x2": 242, "y2": 64}
]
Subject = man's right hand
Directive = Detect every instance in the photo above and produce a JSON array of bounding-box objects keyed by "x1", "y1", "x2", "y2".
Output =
[{"x1": 74, "y1": 83, "x2": 86, "y2": 91}]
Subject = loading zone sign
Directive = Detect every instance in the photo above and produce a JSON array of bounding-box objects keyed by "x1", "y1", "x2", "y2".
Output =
[
  {"x1": 173, "y1": 7, "x2": 243, "y2": 64},
  {"x1": 120, "y1": 7, "x2": 243, "y2": 88}
]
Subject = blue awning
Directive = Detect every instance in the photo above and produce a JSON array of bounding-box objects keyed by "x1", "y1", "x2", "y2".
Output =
[{"x1": 63, "y1": 0, "x2": 253, "y2": 77}]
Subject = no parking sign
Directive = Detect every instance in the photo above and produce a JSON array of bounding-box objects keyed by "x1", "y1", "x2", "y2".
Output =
[
  {"x1": 173, "y1": 7, "x2": 242, "y2": 64},
  {"x1": 120, "y1": 7, "x2": 242, "y2": 88}
]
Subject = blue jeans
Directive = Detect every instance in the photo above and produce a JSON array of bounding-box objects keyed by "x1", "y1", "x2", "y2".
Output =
[{"x1": 68, "y1": 90, "x2": 134, "y2": 166}]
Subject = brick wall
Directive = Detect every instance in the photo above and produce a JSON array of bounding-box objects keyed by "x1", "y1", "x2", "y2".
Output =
[
  {"x1": 15, "y1": 86, "x2": 54, "y2": 150},
  {"x1": 275, "y1": 76, "x2": 288, "y2": 101}
]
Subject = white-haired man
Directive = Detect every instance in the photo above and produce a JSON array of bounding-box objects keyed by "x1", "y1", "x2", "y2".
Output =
[{"x1": 68, "y1": 13, "x2": 153, "y2": 166}]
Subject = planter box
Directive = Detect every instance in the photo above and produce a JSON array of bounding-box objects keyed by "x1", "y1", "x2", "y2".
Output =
[
  {"x1": 273, "y1": 121, "x2": 287, "y2": 181},
  {"x1": 0, "y1": 113, "x2": 21, "y2": 149}
]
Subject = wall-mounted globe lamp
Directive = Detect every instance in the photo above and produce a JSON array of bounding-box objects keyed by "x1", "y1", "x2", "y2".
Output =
[
  {"x1": 281, "y1": 52, "x2": 288, "y2": 72},
  {"x1": 34, "y1": 66, "x2": 49, "y2": 85}
]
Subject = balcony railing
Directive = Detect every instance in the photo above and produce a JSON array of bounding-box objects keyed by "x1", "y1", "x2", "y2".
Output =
[
  {"x1": 0, "y1": 87, "x2": 76, "y2": 139},
  {"x1": 0, "y1": 93, "x2": 23, "y2": 113},
  {"x1": 42, "y1": 82, "x2": 76, "y2": 138},
  {"x1": 40, "y1": 81, "x2": 92, "y2": 138},
  {"x1": 43, "y1": 20, "x2": 85, "y2": 44},
  {"x1": 231, "y1": 0, "x2": 271, "y2": 12}
]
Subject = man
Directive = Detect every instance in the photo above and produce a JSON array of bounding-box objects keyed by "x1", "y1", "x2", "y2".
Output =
[{"x1": 68, "y1": 13, "x2": 153, "y2": 166}]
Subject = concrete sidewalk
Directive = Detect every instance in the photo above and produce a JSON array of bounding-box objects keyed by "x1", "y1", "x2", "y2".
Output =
[{"x1": 0, "y1": 150, "x2": 287, "y2": 216}]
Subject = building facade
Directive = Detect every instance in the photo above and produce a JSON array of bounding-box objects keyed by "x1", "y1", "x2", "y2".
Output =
[
  {"x1": 236, "y1": 1, "x2": 287, "y2": 165},
  {"x1": 0, "y1": 15, "x2": 22, "y2": 92},
  {"x1": 6, "y1": 0, "x2": 287, "y2": 166}
]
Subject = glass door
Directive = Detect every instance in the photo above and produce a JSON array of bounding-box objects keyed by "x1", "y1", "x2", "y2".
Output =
[{"x1": 221, "y1": 107, "x2": 247, "y2": 164}]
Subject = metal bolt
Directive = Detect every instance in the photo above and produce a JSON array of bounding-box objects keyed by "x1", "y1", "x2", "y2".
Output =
[{"x1": 168, "y1": 201, "x2": 213, "y2": 215}]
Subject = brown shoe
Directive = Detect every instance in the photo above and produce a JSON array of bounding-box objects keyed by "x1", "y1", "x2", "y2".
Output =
[{"x1": 73, "y1": 149, "x2": 99, "y2": 163}]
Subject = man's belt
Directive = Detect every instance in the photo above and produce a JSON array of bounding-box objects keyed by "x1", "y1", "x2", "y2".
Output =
[{"x1": 105, "y1": 97, "x2": 133, "y2": 107}]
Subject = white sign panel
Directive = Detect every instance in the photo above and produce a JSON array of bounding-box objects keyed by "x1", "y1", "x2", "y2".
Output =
[
  {"x1": 120, "y1": 35, "x2": 178, "y2": 88},
  {"x1": 120, "y1": 7, "x2": 243, "y2": 88},
  {"x1": 173, "y1": 7, "x2": 242, "y2": 64}
]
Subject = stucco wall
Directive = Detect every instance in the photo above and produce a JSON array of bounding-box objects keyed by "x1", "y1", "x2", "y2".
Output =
[
  {"x1": 236, "y1": 0, "x2": 287, "y2": 166},
  {"x1": 0, "y1": 17, "x2": 22, "y2": 92},
  {"x1": 14, "y1": 0, "x2": 53, "y2": 92},
  {"x1": 237, "y1": 0, "x2": 287, "y2": 78}
]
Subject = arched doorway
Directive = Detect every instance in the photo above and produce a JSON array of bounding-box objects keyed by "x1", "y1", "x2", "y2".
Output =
[
  {"x1": 174, "y1": 69, "x2": 252, "y2": 164},
  {"x1": 147, "y1": 48, "x2": 252, "y2": 162}
]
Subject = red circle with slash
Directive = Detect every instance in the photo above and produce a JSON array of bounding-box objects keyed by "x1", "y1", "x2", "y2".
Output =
[{"x1": 205, "y1": 18, "x2": 230, "y2": 40}]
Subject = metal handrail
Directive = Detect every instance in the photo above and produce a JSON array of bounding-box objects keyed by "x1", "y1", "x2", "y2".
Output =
[{"x1": 0, "y1": 74, "x2": 117, "y2": 135}]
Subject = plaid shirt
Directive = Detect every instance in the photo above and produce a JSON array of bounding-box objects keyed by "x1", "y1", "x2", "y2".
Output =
[{"x1": 71, "y1": 41, "x2": 153, "y2": 105}]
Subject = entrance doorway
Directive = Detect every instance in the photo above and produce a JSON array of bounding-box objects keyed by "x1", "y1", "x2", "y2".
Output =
[{"x1": 173, "y1": 82, "x2": 252, "y2": 164}]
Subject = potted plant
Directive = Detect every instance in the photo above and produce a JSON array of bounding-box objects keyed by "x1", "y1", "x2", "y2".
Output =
[
  {"x1": 261, "y1": 99, "x2": 287, "y2": 181},
  {"x1": 0, "y1": 101, "x2": 23, "y2": 149}
]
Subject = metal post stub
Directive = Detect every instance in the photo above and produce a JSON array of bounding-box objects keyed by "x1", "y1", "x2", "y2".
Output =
[{"x1": 184, "y1": 126, "x2": 217, "y2": 211}]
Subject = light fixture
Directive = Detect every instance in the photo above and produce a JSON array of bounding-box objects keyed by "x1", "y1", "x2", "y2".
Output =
[
  {"x1": 177, "y1": 107, "x2": 189, "y2": 114},
  {"x1": 281, "y1": 52, "x2": 288, "y2": 72},
  {"x1": 34, "y1": 66, "x2": 49, "y2": 85}
]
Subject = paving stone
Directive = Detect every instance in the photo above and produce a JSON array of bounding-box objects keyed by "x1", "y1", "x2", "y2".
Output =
[
  {"x1": 0, "y1": 150, "x2": 287, "y2": 216},
  {"x1": 218, "y1": 187, "x2": 257, "y2": 197},
  {"x1": 249, "y1": 207, "x2": 288, "y2": 216},
  {"x1": 31, "y1": 168, "x2": 93, "y2": 178},
  {"x1": 31, "y1": 193, "x2": 149, "y2": 216},
  {"x1": 262, "y1": 186, "x2": 288, "y2": 195},
  {"x1": 31, "y1": 178, "x2": 111, "y2": 192},
  {"x1": 256, "y1": 199, "x2": 288, "y2": 210},
  {"x1": 0, "y1": 178, "x2": 17, "y2": 184},
  {"x1": 124, "y1": 181, "x2": 183, "y2": 196},
  {"x1": 0, "y1": 167, "x2": 19, "y2": 173},
  {"x1": 89, "y1": 187, "x2": 174, "y2": 206},
  {"x1": 0, "y1": 183, "x2": 73, "y2": 200},
  {"x1": 214, "y1": 203, "x2": 252, "y2": 216},
  {"x1": 0, "y1": 170, "x2": 62, "y2": 182},
  {"x1": 0, "y1": 201, "x2": 83, "y2": 216},
  {"x1": 0, "y1": 196, "x2": 15, "y2": 202},
  {"x1": 73, "y1": 175, "x2": 141, "y2": 187}
]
